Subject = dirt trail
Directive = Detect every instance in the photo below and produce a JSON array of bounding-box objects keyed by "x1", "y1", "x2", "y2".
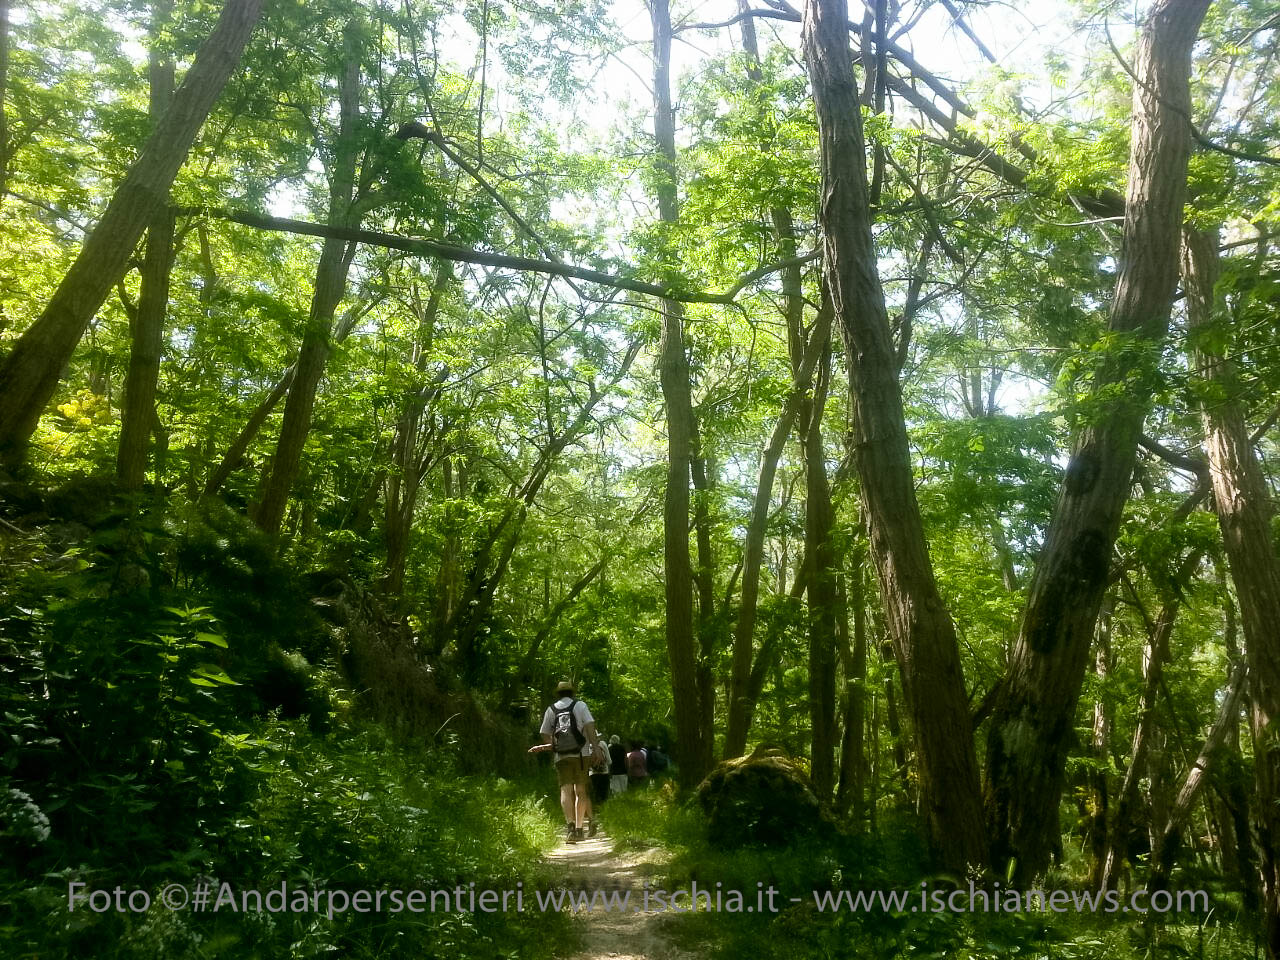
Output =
[{"x1": 544, "y1": 833, "x2": 696, "y2": 960}]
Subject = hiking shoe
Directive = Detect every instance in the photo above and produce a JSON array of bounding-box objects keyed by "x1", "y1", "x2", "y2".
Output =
[
  {"x1": 575, "y1": 826, "x2": 586, "y2": 841},
  {"x1": 565, "y1": 823, "x2": 577, "y2": 844},
  {"x1": 587, "y1": 820, "x2": 598, "y2": 839}
]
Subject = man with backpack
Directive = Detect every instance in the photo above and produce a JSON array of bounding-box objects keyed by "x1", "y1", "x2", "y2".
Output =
[{"x1": 538, "y1": 680, "x2": 601, "y2": 843}]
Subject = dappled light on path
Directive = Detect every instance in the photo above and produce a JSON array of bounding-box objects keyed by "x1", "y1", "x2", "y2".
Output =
[{"x1": 545, "y1": 835, "x2": 695, "y2": 960}]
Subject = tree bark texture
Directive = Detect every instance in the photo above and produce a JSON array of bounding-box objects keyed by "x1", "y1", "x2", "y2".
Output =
[
  {"x1": 0, "y1": 0, "x2": 265, "y2": 466},
  {"x1": 1184, "y1": 225, "x2": 1280, "y2": 959},
  {"x1": 802, "y1": 0, "x2": 986, "y2": 872},
  {"x1": 984, "y1": 0, "x2": 1210, "y2": 883}
]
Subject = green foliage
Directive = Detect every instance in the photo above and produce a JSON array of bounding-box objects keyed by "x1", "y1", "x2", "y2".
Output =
[
  {"x1": 2, "y1": 723, "x2": 570, "y2": 959},
  {"x1": 1, "y1": 0, "x2": 1277, "y2": 955}
]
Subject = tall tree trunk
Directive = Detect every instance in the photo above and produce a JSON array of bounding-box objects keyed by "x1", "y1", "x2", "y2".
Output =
[
  {"x1": 0, "y1": 0, "x2": 265, "y2": 467},
  {"x1": 1184, "y1": 224, "x2": 1280, "y2": 958},
  {"x1": 804, "y1": 341, "x2": 838, "y2": 799},
  {"x1": 724, "y1": 0, "x2": 841, "y2": 765},
  {"x1": 254, "y1": 20, "x2": 362, "y2": 536},
  {"x1": 649, "y1": 0, "x2": 707, "y2": 789},
  {"x1": 801, "y1": 0, "x2": 986, "y2": 871},
  {"x1": 879, "y1": 638, "x2": 911, "y2": 801},
  {"x1": 984, "y1": 0, "x2": 1210, "y2": 882},
  {"x1": 723, "y1": 0, "x2": 784, "y2": 760},
  {"x1": 117, "y1": 0, "x2": 176, "y2": 490}
]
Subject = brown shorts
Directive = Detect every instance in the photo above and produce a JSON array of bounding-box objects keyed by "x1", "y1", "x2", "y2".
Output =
[{"x1": 555, "y1": 755, "x2": 590, "y2": 788}]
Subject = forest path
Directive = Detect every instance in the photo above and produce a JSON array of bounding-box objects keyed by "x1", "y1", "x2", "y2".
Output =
[{"x1": 544, "y1": 833, "x2": 696, "y2": 960}]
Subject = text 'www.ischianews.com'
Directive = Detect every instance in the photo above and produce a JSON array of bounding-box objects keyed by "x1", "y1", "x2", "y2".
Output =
[{"x1": 67, "y1": 881, "x2": 1209, "y2": 920}]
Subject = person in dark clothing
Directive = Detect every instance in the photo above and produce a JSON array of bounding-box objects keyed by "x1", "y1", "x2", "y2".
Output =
[{"x1": 608, "y1": 734, "x2": 628, "y2": 795}]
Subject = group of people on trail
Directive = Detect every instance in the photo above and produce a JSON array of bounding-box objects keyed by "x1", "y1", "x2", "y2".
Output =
[{"x1": 532, "y1": 679, "x2": 671, "y2": 843}]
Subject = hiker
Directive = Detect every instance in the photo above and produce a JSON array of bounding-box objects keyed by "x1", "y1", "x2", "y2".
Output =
[
  {"x1": 608, "y1": 734, "x2": 628, "y2": 795},
  {"x1": 538, "y1": 680, "x2": 601, "y2": 842},
  {"x1": 589, "y1": 733, "x2": 611, "y2": 807},
  {"x1": 626, "y1": 740, "x2": 649, "y2": 787}
]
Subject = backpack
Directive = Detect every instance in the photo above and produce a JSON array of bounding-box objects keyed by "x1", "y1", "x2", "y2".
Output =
[
  {"x1": 627, "y1": 749, "x2": 648, "y2": 778},
  {"x1": 551, "y1": 699, "x2": 586, "y2": 755}
]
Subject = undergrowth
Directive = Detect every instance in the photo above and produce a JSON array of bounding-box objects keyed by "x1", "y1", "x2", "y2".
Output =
[
  {"x1": 2, "y1": 721, "x2": 572, "y2": 959},
  {"x1": 601, "y1": 786, "x2": 1259, "y2": 960}
]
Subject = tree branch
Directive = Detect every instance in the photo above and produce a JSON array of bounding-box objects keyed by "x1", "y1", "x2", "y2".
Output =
[{"x1": 183, "y1": 206, "x2": 822, "y2": 306}]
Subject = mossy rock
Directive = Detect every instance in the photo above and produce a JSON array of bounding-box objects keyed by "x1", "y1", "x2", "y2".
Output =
[{"x1": 696, "y1": 750, "x2": 829, "y2": 848}]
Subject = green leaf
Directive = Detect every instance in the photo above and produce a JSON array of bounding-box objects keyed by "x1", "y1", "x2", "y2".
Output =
[{"x1": 189, "y1": 664, "x2": 239, "y2": 686}]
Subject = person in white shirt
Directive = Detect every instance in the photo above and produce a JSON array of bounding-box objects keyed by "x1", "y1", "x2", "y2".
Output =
[{"x1": 538, "y1": 679, "x2": 601, "y2": 842}]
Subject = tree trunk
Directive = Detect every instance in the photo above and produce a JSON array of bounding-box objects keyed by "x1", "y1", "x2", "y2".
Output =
[
  {"x1": 204, "y1": 366, "x2": 294, "y2": 496},
  {"x1": 433, "y1": 457, "x2": 459, "y2": 639},
  {"x1": 879, "y1": 639, "x2": 911, "y2": 801},
  {"x1": 1214, "y1": 572, "x2": 1260, "y2": 911},
  {"x1": 117, "y1": 0, "x2": 176, "y2": 490},
  {"x1": 744, "y1": 559, "x2": 807, "y2": 725},
  {"x1": 836, "y1": 560, "x2": 868, "y2": 821},
  {"x1": 690, "y1": 451, "x2": 718, "y2": 778},
  {"x1": 722, "y1": 324, "x2": 830, "y2": 756},
  {"x1": 649, "y1": 0, "x2": 708, "y2": 789},
  {"x1": 804, "y1": 340, "x2": 838, "y2": 800},
  {"x1": 0, "y1": 0, "x2": 265, "y2": 466},
  {"x1": 1100, "y1": 579, "x2": 1190, "y2": 889},
  {"x1": 1184, "y1": 224, "x2": 1280, "y2": 958},
  {"x1": 801, "y1": 0, "x2": 986, "y2": 871},
  {"x1": 254, "y1": 20, "x2": 362, "y2": 536},
  {"x1": 384, "y1": 264, "x2": 452, "y2": 600},
  {"x1": 1085, "y1": 593, "x2": 1114, "y2": 890},
  {"x1": 1148, "y1": 660, "x2": 1249, "y2": 891},
  {"x1": 984, "y1": 0, "x2": 1210, "y2": 882}
]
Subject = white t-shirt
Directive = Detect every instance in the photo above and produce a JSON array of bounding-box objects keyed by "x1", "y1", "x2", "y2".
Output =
[{"x1": 540, "y1": 697, "x2": 594, "y2": 759}]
